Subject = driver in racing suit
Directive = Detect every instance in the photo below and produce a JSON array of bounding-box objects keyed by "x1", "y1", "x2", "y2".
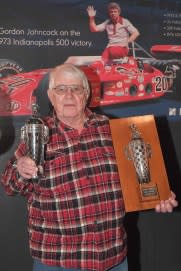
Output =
[{"x1": 87, "y1": 2, "x2": 140, "y2": 64}]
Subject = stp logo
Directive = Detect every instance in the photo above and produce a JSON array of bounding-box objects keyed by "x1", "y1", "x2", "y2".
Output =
[{"x1": 6, "y1": 100, "x2": 20, "y2": 112}]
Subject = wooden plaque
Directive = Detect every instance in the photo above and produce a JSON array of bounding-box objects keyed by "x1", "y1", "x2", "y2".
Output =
[{"x1": 109, "y1": 115, "x2": 171, "y2": 212}]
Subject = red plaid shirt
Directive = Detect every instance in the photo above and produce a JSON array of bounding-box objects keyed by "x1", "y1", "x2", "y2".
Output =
[{"x1": 1, "y1": 109, "x2": 127, "y2": 271}]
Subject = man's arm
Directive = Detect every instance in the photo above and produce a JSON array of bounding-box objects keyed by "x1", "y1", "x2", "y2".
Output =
[
  {"x1": 0, "y1": 144, "x2": 35, "y2": 197},
  {"x1": 128, "y1": 29, "x2": 140, "y2": 44},
  {"x1": 87, "y1": 6, "x2": 99, "y2": 32},
  {"x1": 124, "y1": 18, "x2": 140, "y2": 45}
]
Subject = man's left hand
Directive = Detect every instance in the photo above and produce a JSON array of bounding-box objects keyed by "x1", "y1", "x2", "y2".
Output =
[{"x1": 155, "y1": 191, "x2": 178, "y2": 213}]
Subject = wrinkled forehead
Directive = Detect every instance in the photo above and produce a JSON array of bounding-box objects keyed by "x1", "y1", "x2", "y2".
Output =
[{"x1": 51, "y1": 69, "x2": 83, "y2": 86}]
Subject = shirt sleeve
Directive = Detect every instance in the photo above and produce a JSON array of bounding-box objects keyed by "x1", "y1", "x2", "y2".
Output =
[
  {"x1": 96, "y1": 20, "x2": 110, "y2": 32},
  {"x1": 0, "y1": 143, "x2": 34, "y2": 198},
  {"x1": 123, "y1": 18, "x2": 139, "y2": 34}
]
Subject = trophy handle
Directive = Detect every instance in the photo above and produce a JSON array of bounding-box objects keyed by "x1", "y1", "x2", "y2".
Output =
[
  {"x1": 43, "y1": 126, "x2": 49, "y2": 144},
  {"x1": 20, "y1": 126, "x2": 27, "y2": 143}
]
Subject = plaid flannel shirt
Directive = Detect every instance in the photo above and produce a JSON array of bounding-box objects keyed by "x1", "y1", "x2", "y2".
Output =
[{"x1": 1, "y1": 109, "x2": 127, "y2": 271}]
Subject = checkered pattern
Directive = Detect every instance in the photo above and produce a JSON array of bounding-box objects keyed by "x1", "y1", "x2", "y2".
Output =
[
  {"x1": 1, "y1": 109, "x2": 127, "y2": 271},
  {"x1": 129, "y1": 139, "x2": 150, "y2": 183}
]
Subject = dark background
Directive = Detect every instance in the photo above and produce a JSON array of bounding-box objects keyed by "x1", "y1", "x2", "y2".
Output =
[{"x1": 0, "y1": 1, "x2": 181, "y2": 270}]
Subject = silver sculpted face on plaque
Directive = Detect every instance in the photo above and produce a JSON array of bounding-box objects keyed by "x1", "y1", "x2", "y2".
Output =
[
  {"x1": 125, "y1": 123, "x2": 152, "y2": 184},
  {"x1": 21, "y1": 104, "x2": 49, "y2": 180}
]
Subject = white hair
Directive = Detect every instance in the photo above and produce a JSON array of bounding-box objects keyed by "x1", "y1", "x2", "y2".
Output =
[{"x1": 49, "y1": 63, "x2": 90, "y2": 97}]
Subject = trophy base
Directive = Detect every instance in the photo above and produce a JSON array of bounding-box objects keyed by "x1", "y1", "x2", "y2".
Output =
[{"x1": 139, "y1": 183, "x2": 159, "y2": 202}]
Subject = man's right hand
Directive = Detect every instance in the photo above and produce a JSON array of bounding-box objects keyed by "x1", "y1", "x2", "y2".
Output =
[
  {"x1": 16, "y1": 156, "x2": 38, "y2": 179},
  {"x1": 87, "y1": 6, "x2": 96, "y2": 17}
]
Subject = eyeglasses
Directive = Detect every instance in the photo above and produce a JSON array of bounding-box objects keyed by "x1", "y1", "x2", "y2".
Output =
[{"x1": 52, "y1": 84, "x2": 85, "y2": 95}]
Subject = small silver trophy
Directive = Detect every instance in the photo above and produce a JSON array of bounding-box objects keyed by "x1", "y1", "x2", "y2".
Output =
[
  {"x1": 125, "y1": 123, "x2": 151, "y2": 184},
  {"x1": 21, "y1": 104, "x2": 49, "y2": 180}
]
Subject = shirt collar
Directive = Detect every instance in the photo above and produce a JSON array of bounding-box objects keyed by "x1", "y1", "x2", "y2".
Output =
[
  {"x1": 111, "y1": 16, "x2": 123, "y2": 24},
  {"x1": 51, "y1": 108, "x2": 98, "y2": 131}
]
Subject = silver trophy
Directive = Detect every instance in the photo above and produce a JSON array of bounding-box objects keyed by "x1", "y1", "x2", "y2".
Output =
[
  {"x1": 21, "y1": 104, "x2": 49, "y2": 180},
  {"x1": 125, "y1": 124, "x2": 152, "y2": 184}
]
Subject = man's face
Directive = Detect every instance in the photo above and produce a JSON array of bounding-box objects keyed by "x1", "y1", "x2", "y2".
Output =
[
  {"x1": 108, "y1": 8, "x2": 120, "y2": 21},
  {"x1": 48, "y1": 71, "x2": 88, "y2": 121}
]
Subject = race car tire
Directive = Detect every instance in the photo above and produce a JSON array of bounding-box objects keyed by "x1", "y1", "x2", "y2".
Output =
[
  {"x1": 145, "y1": 83, "x2": 152, "y2": 94},
  {"x1": 0, "y1": 59, "x2": 24, "y2": 78},
  {"x1": 129, "y1": 84, "x2": 138, "y2": 96}
]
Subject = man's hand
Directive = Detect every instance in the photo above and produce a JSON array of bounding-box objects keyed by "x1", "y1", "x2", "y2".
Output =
[
  {"x1": 155, "y1": 191, "x2": 178, "y2": 213},
  {"x1": 87, "y1": 6, "x2": 96, "y2": 17},
  {"x1": 16, "y1": 156, "x2": 38, "y2": 179}
]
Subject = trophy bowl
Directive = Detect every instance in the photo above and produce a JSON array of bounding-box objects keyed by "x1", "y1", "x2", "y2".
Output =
[{"x1": 21, "y1": 104, "x2": 49, "y2": 180}]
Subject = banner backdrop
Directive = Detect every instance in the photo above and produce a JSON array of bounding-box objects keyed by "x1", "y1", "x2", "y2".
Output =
[{"x1": 0, "y1": 1, "x2": 181, "y2": 271}]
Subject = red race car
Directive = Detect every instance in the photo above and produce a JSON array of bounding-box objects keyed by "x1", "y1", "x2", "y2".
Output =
[
  {"x1": 0, "y1": 69, "x2": 49, "y2": 116},
  {"x1": 66, "y1": 55, "x2": 170, "y2": 107},
  {"x1": 0, "y1": 54, "x2": 172, "y2": 117}
]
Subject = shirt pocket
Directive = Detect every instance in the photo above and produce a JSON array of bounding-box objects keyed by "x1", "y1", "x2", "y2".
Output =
[
  {"x1": 35, "y1": 150, "x2": 69, "y2": 197},
  {"x1": 96, "y1": 147, "x2": 117, "y2": 168}
]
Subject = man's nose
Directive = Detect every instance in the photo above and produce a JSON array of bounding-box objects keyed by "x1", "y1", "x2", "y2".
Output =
[{"x1": 65, "y1": 88, "x2": 74, "y2": 96}]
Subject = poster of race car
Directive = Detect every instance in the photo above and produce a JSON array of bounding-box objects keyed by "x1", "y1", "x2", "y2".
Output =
[{"x1": 0, "y1": 0, "x2": 181, "y2": 120}]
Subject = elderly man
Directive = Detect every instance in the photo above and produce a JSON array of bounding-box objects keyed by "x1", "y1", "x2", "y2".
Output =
[
  {"x1": 1, "y1": 64, "x2": 177, "y2": 271},
  {"x1": 87, "y1": 2, "x2": 140, "y2": 64}
]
